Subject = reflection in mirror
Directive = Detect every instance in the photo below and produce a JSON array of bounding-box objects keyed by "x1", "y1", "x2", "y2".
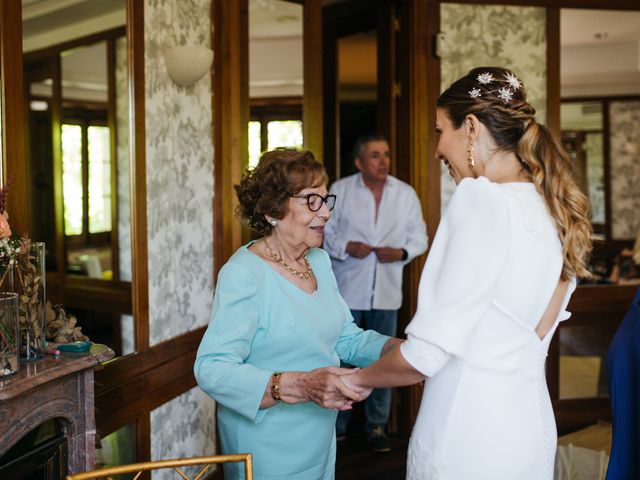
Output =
[
  {"x1": 561, "y1": 9, "x2": 640, "y2": 286},
  {"x1": 559, "y1": 326, "x2": 610, "y2": 400},
  {"x1": 558, "y1": 8, "x2": 640, "y2": 401},
  {"x1": 60, "y1": 41, "x2": 113, "y2": 276},
  {"x1": 22, "y1": 1, "x2": 133, "y2": 356},
  {"x1": 560, "y1": 101, "x2": 605, "y2": 229},
  {"x1": 248, "y1": 0, "x2": 304, "y2": 168},
  {"x1": 97, "y1": 422, "x2": 136, "y2": 468}
]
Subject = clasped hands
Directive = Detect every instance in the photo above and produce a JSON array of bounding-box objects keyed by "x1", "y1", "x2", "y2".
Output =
[
  {"x1": 303, "y1": 366, "x2": 372, "y2": 411},
  {"x1": 346, "y1": 241, "x2": 403, "y2": 263}
]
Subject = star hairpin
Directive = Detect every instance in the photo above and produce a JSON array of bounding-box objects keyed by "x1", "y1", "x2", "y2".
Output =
[
  {"x1": 477, "y1": 72, "x2": 495, "y2": 84},
  {"x1": 504, "y1": 72, "x2": 522, "y2": 90},
  {"x1": 497, "y1": 87, "x2": 514, "y2": 103},
  {"x1": 468, "y1": 87, "x2": 482, "y2": 98}
]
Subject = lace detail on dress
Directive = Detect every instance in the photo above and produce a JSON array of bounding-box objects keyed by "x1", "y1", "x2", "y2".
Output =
[
  {"x1": 407, "y1": 437, "x2": 448, "y2": 480},
  {"x1": 505, "y1": 186, "x2": 556, "y2": 244}
]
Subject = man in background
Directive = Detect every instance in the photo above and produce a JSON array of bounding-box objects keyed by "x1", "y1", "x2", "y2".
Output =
[{"x1": 324, "y1": 133, "x2": 428, "y2": 452}]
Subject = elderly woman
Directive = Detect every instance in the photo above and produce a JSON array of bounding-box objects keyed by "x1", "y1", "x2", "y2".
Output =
[{"x1": 195, "y1": 148, "x2": 400, "y2": 480}]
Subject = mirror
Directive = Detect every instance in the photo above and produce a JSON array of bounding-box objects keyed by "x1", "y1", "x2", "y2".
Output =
[
  {"x1": 557, "y1": 8, "x2": 640, "y2": 401},
  {"x1": 22, "y1": 0, "x2": 133, "y2": 355},
  {"x1": 560, "y1": 101, "x2": 605, "y2": 230},
  {"x1": 560, "y1": 9, "x2": 640, "y2": 284},
  {"x1": 248, "y1": 0, "x2": 304, "y2": 169}
]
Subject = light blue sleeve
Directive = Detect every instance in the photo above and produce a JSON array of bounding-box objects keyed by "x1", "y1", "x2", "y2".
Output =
[
  {"x1": 318, "y1": 250, "x2": 390, "y2": 365},
  {"x1": 194, "y1": 261, "x2": 272, "y2": 422}
]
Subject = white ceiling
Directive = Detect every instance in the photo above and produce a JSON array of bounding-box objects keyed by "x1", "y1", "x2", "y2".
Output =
[
  {"x1": 561, "y1": 9, "x2": 640, "y2": 97},
  {"x1": 19, "y1": 1, "x2": 640, "y2": 99},
  {"x1": 561, "y1": 9, "x2": 640, "y2": 47},
  {"x1": 22, "y1": 0, "x2": 125, "y2": 53},
  {"x1": 249, "y1": 0, "x2": 302, "y2": 39}
]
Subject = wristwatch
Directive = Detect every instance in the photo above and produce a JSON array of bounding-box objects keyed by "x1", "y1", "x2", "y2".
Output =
[{"x1": 401, "y1": 248, "x2": 408, "y2": 261}]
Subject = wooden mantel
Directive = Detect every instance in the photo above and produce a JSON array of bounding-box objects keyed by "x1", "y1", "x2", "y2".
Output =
[{"x1": 0, "y1": 346, "x2": 114, "y2": 474}]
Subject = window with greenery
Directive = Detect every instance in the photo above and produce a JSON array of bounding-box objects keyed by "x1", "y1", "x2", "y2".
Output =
[
  {"x1": 61, "y1": 124, "x2": 84, "y2": 236},
  {"x1": 87, "y1": 126, "x2": 112, "y2": 234},
  {"x1": 61, "y1": 113, "x2": 112, "y2": 243}
]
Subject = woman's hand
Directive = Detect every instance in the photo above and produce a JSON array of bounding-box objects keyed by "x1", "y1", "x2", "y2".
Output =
[
  {"x1": 260, "y1": 367, "x2": 365, "y2": 410},
  {"x1": 340, "y1": 371, "x2": 373, "y2": 402},
  {"x1": 300, "y1": 366, "x2": 361, "y2": 410}
]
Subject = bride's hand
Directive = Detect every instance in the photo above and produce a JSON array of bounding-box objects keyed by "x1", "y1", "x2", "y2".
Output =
[{"x1": 340, "y1": 371, "x2": 373, "y2": 402}]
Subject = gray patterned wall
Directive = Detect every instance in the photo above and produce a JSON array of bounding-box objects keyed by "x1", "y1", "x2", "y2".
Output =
[
  {"x1": 609, "y1": 101, "x2": 640, "y2": 240},
  {"x1": 116, "y1": 35, "x2": 135, "y2": 356},
  {"x1": 144, "y1": 0, "x2": 216, "y2": 466},
  {"x1": 151, "y1": 388, "x2": 217, "y2": 480},
  {"x1": 145, "y1": 0, "x2": 213, "y2": 346},
  {"x1": 439, "y1": 4, "x2": 547, "y2": 212},
  {"x1": 117, "y1": 35, "x2": 131, "y2": 283}
]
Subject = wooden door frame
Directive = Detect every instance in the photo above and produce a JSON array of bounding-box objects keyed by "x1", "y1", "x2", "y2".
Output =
[
  {"x1": 395, "y1": 0, "x2": 441, "y2": 434},
  {"x1": 1, "y1": 0, "x2": 28, "y2": 235},
  {"x1": 212, "y1": 0, "x2": 248, "y2": 280},
  {"x1": 321, "y1": 0, "x2": 380, "y2": 184},
  {"x1": 303, "y1": 0, "x2": 324, "y2": 160}
]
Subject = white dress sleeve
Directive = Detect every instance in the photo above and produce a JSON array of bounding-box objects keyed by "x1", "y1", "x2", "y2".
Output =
[{"x1": 400, "y1": 177, "x2": 511, "y2": 377}]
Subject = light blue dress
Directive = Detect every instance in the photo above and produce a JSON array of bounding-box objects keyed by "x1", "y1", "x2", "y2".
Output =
[{"x1": 194, "y1": 244, "x2": 389, "y2": 480}]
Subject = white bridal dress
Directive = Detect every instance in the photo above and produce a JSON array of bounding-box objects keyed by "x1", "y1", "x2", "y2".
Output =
[{"x1": 400, "y1": 177, "x2": 576, "y2": 480}]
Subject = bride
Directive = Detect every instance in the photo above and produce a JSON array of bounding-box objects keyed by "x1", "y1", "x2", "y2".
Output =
[{"x1": 342, "y1": 67, "x2": 592, "y2": 480}]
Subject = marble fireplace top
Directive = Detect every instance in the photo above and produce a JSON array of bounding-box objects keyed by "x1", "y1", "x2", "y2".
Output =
[{"x1": 0, "y1": 344, "x2": 114, "y2": 401}]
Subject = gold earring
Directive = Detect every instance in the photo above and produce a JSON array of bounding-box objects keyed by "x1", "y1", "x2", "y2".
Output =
[{"x1": 467, "y1": 145, "x2": 475, "y2": 168}]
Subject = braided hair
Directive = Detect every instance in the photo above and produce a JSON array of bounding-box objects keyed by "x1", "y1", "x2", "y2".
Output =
[{"x1": 438, "y1": 66, "x2": 592, "y2": 280}]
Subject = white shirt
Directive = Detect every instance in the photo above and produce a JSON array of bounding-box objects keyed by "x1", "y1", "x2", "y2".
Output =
[{"x1": 323, "y1": 173, "x2": 428, "y2": 310}]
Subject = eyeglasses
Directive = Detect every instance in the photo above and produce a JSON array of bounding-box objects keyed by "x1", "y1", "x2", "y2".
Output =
[{"x1": 291, "y1": 193, "x2": 337, "y2": 212}]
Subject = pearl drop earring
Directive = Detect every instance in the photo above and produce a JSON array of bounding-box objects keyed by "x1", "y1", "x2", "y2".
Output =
[{"x1": 269, "y1": 219, "x2": 278, "y2": 227}]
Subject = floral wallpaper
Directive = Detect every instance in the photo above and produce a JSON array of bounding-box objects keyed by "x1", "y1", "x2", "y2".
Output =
[
  {"x1": 116, "y1": 35, "x2": 131, "y2": 283},
  {"x1": 145, "y1": 0, "x2": 216, "y2": 465},
  {"x1": 145, "y1": 0, "x2": 213, "y2": 346},
  {"x1": 151, "y1": 387, "x2": 217, "y2": 480},
  {"x1": 115, "y1": 36, "x2": 135, "y2": 356},
  {"x1": 609, "y1": 101, "x2": 640, "y2": 240},
  {"x1": 439, "y1": 3, "x2": 547, "y2": 212}
]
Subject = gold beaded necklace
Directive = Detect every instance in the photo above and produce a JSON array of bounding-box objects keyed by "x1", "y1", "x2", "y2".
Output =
[{"x1": 263, "y1": 238, "x2": 313, "y2": 280}]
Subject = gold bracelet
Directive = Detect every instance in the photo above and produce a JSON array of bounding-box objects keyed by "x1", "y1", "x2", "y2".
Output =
[{"x1": 270, "y1": 372, "x2": 282, "y2": 401}]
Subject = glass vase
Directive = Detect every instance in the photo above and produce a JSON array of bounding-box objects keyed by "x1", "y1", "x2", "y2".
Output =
[
  {"x1": 18, "y1": 242, "x2": 46, "y2": 361},
  {"x1": 0, "y1": 292, "x2": 19, "y2": 378}
]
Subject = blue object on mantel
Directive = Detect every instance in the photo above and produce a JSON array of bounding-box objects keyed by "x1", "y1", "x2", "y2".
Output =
[{"x1": 57, "y1": 341, "x2": 92, "y2": 353}]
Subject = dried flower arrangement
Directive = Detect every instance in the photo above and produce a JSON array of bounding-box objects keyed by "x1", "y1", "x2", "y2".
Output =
[
  {"x1": 15, "y1": 238, "x2": 46, "y2": 358},
  {"x1": 45, "y1": 301, "x2": 89, "y2": 344}
]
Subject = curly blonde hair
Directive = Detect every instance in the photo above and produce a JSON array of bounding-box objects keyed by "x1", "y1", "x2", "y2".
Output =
[
  {"x1": 438, "y1": 66, "x2": 592, "y2": 280},
  {"x1": 234, "y1": 148, "x2": 327, "y2": 236}
]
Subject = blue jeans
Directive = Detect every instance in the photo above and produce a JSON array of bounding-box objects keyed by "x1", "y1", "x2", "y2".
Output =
[{"x1": 336, "y1": 309, "x2": 397, "y2": 435}]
